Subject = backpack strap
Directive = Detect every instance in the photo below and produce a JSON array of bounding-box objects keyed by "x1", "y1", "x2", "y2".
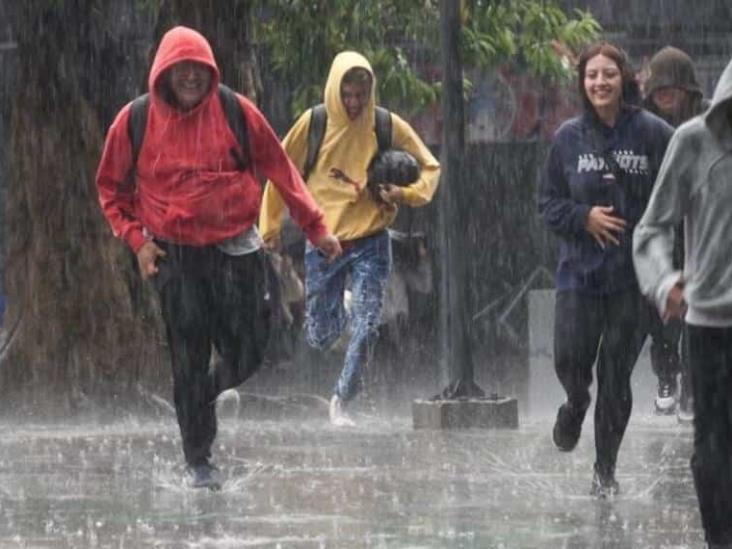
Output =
[
  {"x1": 303, "y1": 104, "x2": 327, "y2": 181},
  {"x1": 218, "y1": 84, "x2": 250, "y2": 171},
  {"x1": 127, "y1": 84, "x2": 251, "y2": 174},
  {"x1": 128, "y1": 93, "x2": 150, "y2": 173},
  {"x1": 374, "y1": 106, "x2": 392, "y2": 152},
  {"x1": 303, "y1": 104, "x2": 393, "y2": 182}
]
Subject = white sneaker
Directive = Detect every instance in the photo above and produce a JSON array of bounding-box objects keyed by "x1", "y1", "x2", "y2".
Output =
[
  {"x1": 215, "y1": 389, "x2": 241, "y2": 419},
  {"x1": 329, "y1": 395, "x2": 356, "y2": 427},
  {"x1": 677, "y1": 399, "x2": 694, "y2": 425},
  {"x1": 654, "y1": 379, "x2": 677, "y2": 415}
]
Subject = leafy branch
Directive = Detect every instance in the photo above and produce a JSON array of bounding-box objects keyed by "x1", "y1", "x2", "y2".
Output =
[{"x1": 253, "y1": 1, "x2": 599, "y2": 116}]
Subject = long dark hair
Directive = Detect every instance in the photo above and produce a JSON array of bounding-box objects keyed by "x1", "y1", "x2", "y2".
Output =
[{"x1": 577, "y1": 42, "x2": 640, "y2": 113}]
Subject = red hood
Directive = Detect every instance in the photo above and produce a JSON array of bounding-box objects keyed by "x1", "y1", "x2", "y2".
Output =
[{"x1": 148, "y1": 26, "x2": 220, "y2": 113}]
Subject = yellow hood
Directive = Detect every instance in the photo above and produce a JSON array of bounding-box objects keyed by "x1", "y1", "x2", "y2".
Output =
[{"x1": 323, "y1": 51, "x2": 376, "y2": 127}]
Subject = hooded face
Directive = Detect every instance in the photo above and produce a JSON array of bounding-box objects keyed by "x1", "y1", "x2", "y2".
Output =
[
  {"x1": 340, "y1": 79, "x2": 372, "y2": 121},
  {"x1": 323, "y1": 52, "x2": 376, "y2": 126},
  {"x1": 651, "y1": 86, "x2": 689, "y2": 118},
  {"x1": 148, "y1": 26, "x2": 220, "y2": 114},
  {"x1": 167, "y1": 60, "x2": 213, "y2": 111}
]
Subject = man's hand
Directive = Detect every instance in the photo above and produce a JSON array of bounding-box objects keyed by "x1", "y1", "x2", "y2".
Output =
[
  {"x1": 664, "y1": 280, "x2": 687, "y2": 321},
  {"x1": 313, "y1": 233, "x2": 342, "y2": 261},
  {"x1": 263, "y1": 234, "x2": 282, "y2": 252},
  {"x1": 585, "y1": 206, "x2": 626, "y2": 248},
  {"x1": 136, "y1": 241, "x2": 166, "y2": 280},
  {"x1": 378, "y1": 184, "x2": 404, "y2": 206}
]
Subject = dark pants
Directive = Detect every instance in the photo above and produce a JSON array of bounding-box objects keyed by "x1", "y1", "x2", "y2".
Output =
[
  {"x1": 153, "y1": 243, "x2": 271, "y2": 466},
  {"x1": 687, "y1": 324, "x2": 732, "y2": 545},
  {"x1": 554, "y1": 289, "x2": 648, "y2": 475},
  {"x1": 679, "y1": 324, "x2": 693, "y2": 410},
  {"x1": 647, "y1": 308, "x2": 682, "y2": 383}
]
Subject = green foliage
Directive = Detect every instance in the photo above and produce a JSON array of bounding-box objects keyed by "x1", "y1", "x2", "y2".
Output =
[
  {"x1": 252, "y1": 0, "x2": 601, "y2": 117},
  {"x1": 462, "y1": 1, "x2": 600, "y2": 79},
  {"x1": 253, "y1": 0, "x2": 437, "y2": 115}
]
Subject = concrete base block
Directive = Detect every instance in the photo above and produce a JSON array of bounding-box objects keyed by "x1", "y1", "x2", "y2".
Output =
[{"x1": 412, "y1": 397, "x2": 519, "y2": 429}]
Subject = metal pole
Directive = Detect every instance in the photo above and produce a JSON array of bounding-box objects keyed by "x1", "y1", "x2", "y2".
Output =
[{"x1": 435, "y1": 0, "x2": 484, "y2": 399}]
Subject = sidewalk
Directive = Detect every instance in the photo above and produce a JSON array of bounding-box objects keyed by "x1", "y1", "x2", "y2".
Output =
[{"x1": 0, "y1": 406, "x2": 702, "y2": 548}]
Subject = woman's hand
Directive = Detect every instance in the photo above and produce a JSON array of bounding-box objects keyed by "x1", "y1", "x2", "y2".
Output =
[{"x1": 585, "y1": 206, "x2": 626, "y2": 248}]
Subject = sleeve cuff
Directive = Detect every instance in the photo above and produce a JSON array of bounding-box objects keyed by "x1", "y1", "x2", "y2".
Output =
[
  {"x1": 400, "y1": 186, "x2": 421, "y2": 206},
  {"x1": 573, "y1": 204, "x2": 591, "y2": 235},
  {"x1": 302, "y1": 220, "x2": 329, "y2": 245},
  {"x1": 655, "y1": 271, "x2": 683, "y2": 317},
  {"x1": 126, "y1": 230, "x2": 148, "y2": 254}
]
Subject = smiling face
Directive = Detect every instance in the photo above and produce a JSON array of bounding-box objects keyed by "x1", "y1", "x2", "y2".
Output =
[
  {"x1": 168, "y1": 60, "x2": 213, "y2": 111},
  {"x1": 584, "y1": 54, "x2": 623, "y2": 117}
]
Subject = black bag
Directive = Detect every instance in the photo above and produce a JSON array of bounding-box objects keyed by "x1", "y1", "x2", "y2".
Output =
[{"x1": 366, "y1": 149, "x2": 420, "y2": 203}]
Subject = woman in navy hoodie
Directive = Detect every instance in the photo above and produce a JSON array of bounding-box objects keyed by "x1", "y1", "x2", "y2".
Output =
[{"x1": 538, "y1": 42, "x2": 673, "y2": 497}]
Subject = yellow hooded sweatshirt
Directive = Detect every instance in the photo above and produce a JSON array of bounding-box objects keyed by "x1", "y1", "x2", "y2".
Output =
[{"x1": 259, "y1": 51, "x2": 440, "y2": 242}]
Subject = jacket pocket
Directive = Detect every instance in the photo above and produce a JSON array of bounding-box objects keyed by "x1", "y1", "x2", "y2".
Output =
[{"x1": 160, "y1": 172, "x2": 262, "y2": 233}]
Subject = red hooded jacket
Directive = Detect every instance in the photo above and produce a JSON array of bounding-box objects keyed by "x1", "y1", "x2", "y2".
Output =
[{"x1": 96, "y1": 26, "x2": 326, "y2": 252}]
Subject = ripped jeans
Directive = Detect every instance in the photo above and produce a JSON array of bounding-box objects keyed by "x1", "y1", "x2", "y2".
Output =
[{"x1": 304, "y1": 231, "x2": 391, "y2": 402}]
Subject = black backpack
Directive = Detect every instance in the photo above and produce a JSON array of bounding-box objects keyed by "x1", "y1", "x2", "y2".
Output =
[
  {"x1": 302, "y1": 104, "x2": 393, "y2": 181},
  {"x1": 127, "y1": 84, "x2": 250, "y2": 176}
]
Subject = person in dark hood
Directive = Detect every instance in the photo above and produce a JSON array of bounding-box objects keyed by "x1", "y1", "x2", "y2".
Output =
[
  {"x1": 641, "y1": 46, "x2": 709, "y2": 421},
  {"x1": 634, "y1": 54, "x2": 732, "y2": 549},
  {"x1": 644, "y1": 46, "x2": 708, "y2": 127},
  {"x1": 538, "y1": 42, "x2": 673, "y2": 497},
  {"x1": 96, "y1": 26, "x2": 340, "y2": 489}
]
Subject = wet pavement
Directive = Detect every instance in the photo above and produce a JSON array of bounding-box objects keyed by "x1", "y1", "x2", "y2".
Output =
[{"x1": 0, "y1": 401, "x2": 703, "y2": 548}]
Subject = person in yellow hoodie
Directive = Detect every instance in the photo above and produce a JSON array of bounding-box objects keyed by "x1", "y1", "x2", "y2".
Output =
[{"x1": 260, "y1": 51, "x2": 440, "y2": 426}]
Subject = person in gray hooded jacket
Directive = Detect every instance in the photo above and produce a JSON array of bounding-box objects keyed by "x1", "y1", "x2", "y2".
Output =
[{"x1": 634, "y1": 57, "x2": 732, "y2": 549}]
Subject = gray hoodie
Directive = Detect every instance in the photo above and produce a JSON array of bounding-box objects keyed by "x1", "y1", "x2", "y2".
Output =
[{"x1": 634, "y1": 58, "x2": 732, "y2": 327}]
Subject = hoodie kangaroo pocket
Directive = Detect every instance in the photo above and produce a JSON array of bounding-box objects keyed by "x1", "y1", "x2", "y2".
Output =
[{"x1": 160, "y1": 172, "x2": 261, "y2": 235}]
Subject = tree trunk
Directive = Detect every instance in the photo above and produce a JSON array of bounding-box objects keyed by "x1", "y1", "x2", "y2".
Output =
[{"x1": 1, "y1": 1, "x2": 169, "y2": 416}]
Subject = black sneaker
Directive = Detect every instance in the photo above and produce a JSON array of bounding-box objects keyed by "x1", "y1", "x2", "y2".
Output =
[
  {"x1": 590, "y1": 465, "x2": 619, "y2": 498},
  {"x1": 552, "y1": 403, "x2": 584, "y2": 452},
  {"x1": 188, "y1": 462, "x2": 222, "y2": 491},
  {"x1": 655, "y1": 377, "x2": 678, "y2": 415}
]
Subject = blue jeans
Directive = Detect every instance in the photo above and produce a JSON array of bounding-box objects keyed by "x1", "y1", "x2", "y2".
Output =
[{"x1": 304, "y1": 231, "x2": 391, "y2": 402}]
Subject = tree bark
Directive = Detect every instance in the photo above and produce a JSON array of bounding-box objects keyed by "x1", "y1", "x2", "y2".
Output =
[{"x1": 1, "y1": 1, "x2": 170, "y2": 416}]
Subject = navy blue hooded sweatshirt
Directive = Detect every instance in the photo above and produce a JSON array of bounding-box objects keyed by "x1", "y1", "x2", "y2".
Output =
[{"x1": 539, "y1": 107, "x2": 673, "y2": 294}]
